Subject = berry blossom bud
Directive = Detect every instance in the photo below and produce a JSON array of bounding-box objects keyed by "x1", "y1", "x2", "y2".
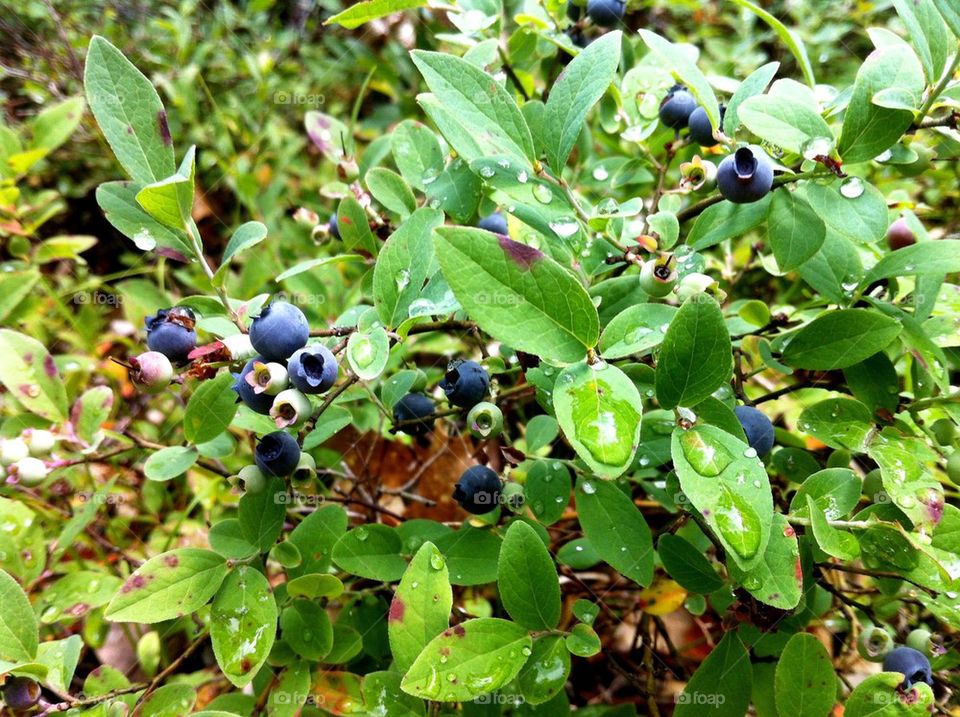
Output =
[
  {"x1": 130, "y1": 351, "x2": 174, "y2": 394},
  {"x1": 246, "y1": 361, "x2": 289, "y2": 395},
  {"x1": 270, "y1": 389, "x2": 312, "y2": 429},
  {"x1": 24, "y1": 429, "x2": 56, "y2": 456},
  {"x1": 222, "y1": 333, "x2": 256, "y2": 362}
]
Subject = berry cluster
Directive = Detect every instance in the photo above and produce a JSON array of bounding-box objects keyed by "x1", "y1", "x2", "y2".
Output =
[
  {"x1": 132, "y1": 301, "x2": 506, "y2": 515},
  {"x1": 857, "y1": 626, "x2": 938, "y2": 691},
  {"x1": 658, "y1": 85, "x2": 774, "y2": 204}
]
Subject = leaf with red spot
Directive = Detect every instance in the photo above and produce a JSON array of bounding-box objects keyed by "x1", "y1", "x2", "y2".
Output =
[
  {"x1": 0, "y1": 330, "x2": 68, "y2": 422},
  {"x1": 104, "y1": 548, "x2": 228, "y2": 623}
]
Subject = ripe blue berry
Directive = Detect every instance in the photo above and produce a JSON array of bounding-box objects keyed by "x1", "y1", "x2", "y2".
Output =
[
  {"x1": 566, "y1": 0, "x2": 582, "y2": 21},
  {"x1": 882, "y1": 646, "x2": 933, "y2": 689},
  {"x1": 734, "y1": 405, "x2": 775, "y2": 457},
  {"x1": 453, "y1": 465, "x2": 502, "y2": 514},
  {"x1": 687, "y1": 105, "x2": 724, "y2": 147},
  {"x1": 233, "y1": 357, "x2": 277, "y2": 415},
  {"x1": 393, "y1": 393, "x2": 436, "y2": 436},
  {"x1": 440, "y1": 360, "x2": 490, "y2": 409},
  {"x1": 249, "y1": 301, "x2": 309, "y2": 362},
  {"x1": 659, "y1": 86, "x2": 697, "y2": 129},
  {"x1": 145, "y1": 307, "x2": 196, "y2": 363},
  {"x1": 586, "y1": 0, "x2": 625, "y2": 27},
  {"x1": 717, "y1": 146, "x2": 774, "y2": 204},
  {"x1": 288, "y1": 345, "x2": 338, "y2": 394},
  {"x1": 477, "y1": 211, "x2": 508, "y2": 235},
  {"x1": 329, "y1": 214, "x2": 340, "y2": 239},
  {"x1": 2, "y1": 676, "x2": 40, "y2": 710},
  {"x1": 254, "y1": 431, "x2": 301, "y2": 477}
]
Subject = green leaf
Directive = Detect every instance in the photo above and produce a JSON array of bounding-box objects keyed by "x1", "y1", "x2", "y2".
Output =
[
  {"x1": 865, "y1": 240, "x2": 960, "y2": 283},
  {"x1": 798, "y1": 230, "x2": 864, "y2": 303},
  {"x1": 729, "y1": 513, "x2": 803, "y2": 608},
  {"x1": 525, "y1": 416, "x2": 559, "y2": 454},
  {"x1": 724, "y1": 61, "x2": 779, "y2": 135},
  {"x1": 774, "y1": 633, "x2": 837, "y2": 717},
  {"x1": 766, "y1": 188, "x2": 826, "y2": 271},
  {"x1": 29, "y1": 96, "x2": 85, "y2": 154},
  {"x1": 400, "y1": 618, "x2": 532, "y2": 702},
  {"x1": 892, "y1": 0, "x2": 949, "y2": 83},
  {"x1": 280, "y1": 601, "x2": 332, "y2": 660},
  {"x1": 868, "y1": 430, "x2": 943, "y2": 533},
  {"x1": 337, "y1": 196, "x2": 379, "y2": 255},
  {"x1": 738, "y1": 95, "x2": 833, "y2": 155},
  {"x1": 728, "y1": 0, "x2": 815, "y2": 87},
  {"x1": 35, "y1": 636, "x2": 82, "y2": 693},
  {"x1": 576, "y1": 478, "x2": 654, "y2": 587},
  {"x1": 274, "y1": 254, "x2": 364, "y2": 283},
  {"x1": 934, "y1": 0, "x2": 960, "y2": 37},
  {"x1": 0, "y1": 569, "x2": 38, "y2": 663},
  {"x1": 367, "y1": 167, "x2": 417, "y2": 218},
  {"x1": 553, "y1": 361, "x2": 642, "y2": 477},
  {"x1": 433, "y1": 227, "x2": 599, "y2": 363},
  {"x1": 782, "y1": 309, "x2": 902, "y2": 370},
  {"x1": 302, "y1": 406, "x2": 353, "y2": 450},
  {"x1": 286, "y1": 573, "x2": 344, "y2": 600},
  {"x1": 845, "y1": 673, "x2": 934, "y2": 717},
  {"x1": 238, "y1": 477, "x2": 286, "y2": 553},
  {"x1": 143, "y1": 446, "x2": 199, "y2": 482},
  {"x1": 798, "y1": 398, "x2": 874, "y2": 451},
  {"x1": 0, "y1": 330, "x2": 68, "y2": 421},
  {"x1": 347, "y1": 326, "x2": 390, "y2": 381},
  {"x1": 105, "y1": 549, "x2": 228, "y2": 623},
  {"x1": 497, "y1": 522, "x2": 561, "y2": 631},
  {"x1": 184, "y1": 371, "x2": 239, "y2": 444},
  {"x1": 424, "y1": 157, "x2": 481, "y2": 223},
  {"x1": 525, "y1": 460, "x2": 571, "y2": 526},
  {"x1": 210, "y1": 567, "x2": 277, "y2": 688},
  {"x1": 638, "y1": 30, "x2": 721, "y2": 130},
  {"x1": 388, "y1": 541, "x2": 452, "y2": 674},
  {"x1": 287, "y1": 504, "x2": 347, "y2": 578},
  {"x1": 140, "y1": 683, "x2": 195, "y2": 716},
  {"x1": 332, "y1": 524, "x2": 407, "y2": 582},
  {"x1": 657, "y1": 535, "x2": 724, "y2": 594},
  {"x1": 687, "y1": 195, "x2": 772, "y2": 250},
  {"x1": 800, "y1": 180, "x2": 887, "y2": 245},
  {"x1": 516, "y1": 635, "x2": 571, "y2": 705},
  {"x1": 34, "y1": 235, "x2": 97, "y2": 263},
  {"x1": 838, "y1": 44, "x2": 924, "y2": 164},
  {"x1": 373, "y1": 209, "x2": 443, "y2": 327},
  {"x1": 209, "y1": 519, "x2": 258, "y2": 560},
  {"x1": 564, "y1": 623, "x2": 601, "y2": 657},
  {"x1": 599, "y1": 303, "x2": 677, "y2": 359},
  {"x1": 84, "y1": 36, "x2": 175, "y2": 183},
  {"x1": 362, "y1": 671, "x2": 426, "y2": 717},
  {"x1": 807, "y1": 495, "x2": 859, "y2": 559},
  {"x1": 95, "y1": 181, "x2": 191, "y2": 254},
  {"x1": 544, "y1": 31, "x2": 622, "y2": 173},
  {"x1": 672, "y1": 426, "x2": 773, "y2": 570},
  {"x1": 214, "y1": 221, "x2": 268, "y2": 285},
  {"x1": 391, "y1": 120, "x2": 444, "y2": 191},
  {"x1": 790, "y1": 468, "x2": 862, "y2": 520},
  {"x1": 135, "y1": 145, "x2": 195, "y2": 231},
  {"x1": 434, "y1": 528, "x2": 501, "y2": 586},
  {"x1": 325, "y1": 0, "x2": 427, "y2": 29},
  {"x1": 674, "y1": 632, "x2": 752, "y2": 717},
  {"x1": 655, "y1": 295, "x2": 732, "y2": 409},
  {"x1": 412, "y1": 51, "x2": 535, "y2": 165}
]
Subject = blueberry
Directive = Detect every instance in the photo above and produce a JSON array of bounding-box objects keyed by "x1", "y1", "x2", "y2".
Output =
[
  {"x1": 392, "y1": 393, "x2": 436, "y2": 437},
  {"x1": 566, "y1": 0, "x2": 582, "y2": 21},
  {"x1": 249, "y1": 301, "x2": 310, "y2": 362},
  {"x1": 688, "y1": 105, "x2": 724, "y2": 147},
  {"x1": 477, "y1": 211, "x2": 508, "y2": 235},
  {"x1": 586, "y1": 0, "x2": 625, "y2": 27},
  {"x1": 717, "y1": 146, "x2": 774, "y2": 204},
  {"x1": 329, "y1": 214, "x2": 340, "y2": 240},
  {"x1": 254, "y1": 431, "x2": 301, "y2": 477},
  {"x1": 734, "y1": 405, "x2": 775, "y2": 457},
  {"x1": 886, "y1": 217, "x2": 916, "y2": 251},
  {"x1": 439, "y1": 359, "x2": 490, "y2": 410},
  {"x1": 659, "y1": 86, "x2": 698, "y2": 129},
  {"x1": 145, "y1": 307, "x2": 196, "y2": 363},
  {"x1": 2, "y1": 676, "x2": 40, "y2": 710},
  {"x1": 882, "y1": 646, "x2": 933, "y2": 689},
  {"x1": 130, "y1": 351, "x2": 174, "y2": 394},
  {"x1": 233, "y1": 357, "x2": 277, "y2": 415},
  {"x1": 288, "y1": 345, "x2": 338, "y2": 394},
  {"x1": 453, "y1": 465, "x2": 502, "y2": 514}
]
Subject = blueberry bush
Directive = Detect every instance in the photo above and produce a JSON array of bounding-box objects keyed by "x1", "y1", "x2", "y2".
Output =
[{"x1": 2, "y1": 0, "x2": 960, "y2": 714}]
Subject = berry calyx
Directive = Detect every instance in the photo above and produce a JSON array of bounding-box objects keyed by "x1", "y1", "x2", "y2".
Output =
[
  {"x1": 288, "y1": 345, "x2": 338, "y2": 394},
  {"x1": 717, "y1": 146, "x2": 774, "y2": 204}
]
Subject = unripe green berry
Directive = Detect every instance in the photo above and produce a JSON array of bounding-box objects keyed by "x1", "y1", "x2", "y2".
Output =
[
  {"x1": 0, "y1": 438, "x2": 29, "y2": 467},
  {"x1": 862, "y1": 469, "x2": 884, "y2": 501},
  {"x1": 639, "y1": 256, "x2": 677, "y2": 298},
  {"x1": 905, "y1": 628, "x2": 938, "y2": 657},
  {"x1": 14, "y1": 457, "x2": 49, "y2": 487},
  {"x1": 857, "y1": 625, "x2": 894, "y2": 662},
  {"x1": 269, "y1": 389, "x2": 312, "y2": 430},
  {"x1": 501, "y1": 482, "x2": 525, "y2": 512},
  {"x1": 946, "y1": 451, "x2": 960, "y2": 486},
  {"x1": 232, "y1": 465, "x2": 268, "y2": 494},
  {"x1": 467, "y1": 402, "x2": 504, "y2": 440},
  {"x1": 930, "y1": 418, "x2": 955, "y2": 447},
  {"x1": 292, "y1": 453, "x2": 317, "y2": 486},
  {"x1": 25, "y1": 429, "x2": 56, "y2": 456}
]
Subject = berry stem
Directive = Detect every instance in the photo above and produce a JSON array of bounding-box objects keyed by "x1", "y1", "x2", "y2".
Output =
[{"x1": 185, "y1": 222, "x2": 246, "y2": 332}]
